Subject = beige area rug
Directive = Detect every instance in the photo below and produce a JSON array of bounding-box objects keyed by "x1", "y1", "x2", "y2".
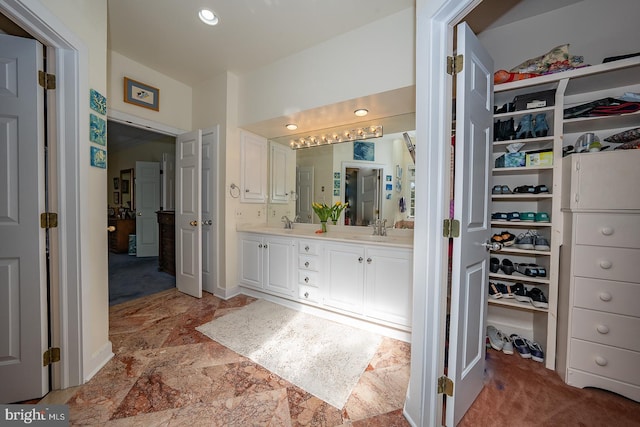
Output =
[{"x1": 196, "y1": 299, "x2": 382, "y2": 409}]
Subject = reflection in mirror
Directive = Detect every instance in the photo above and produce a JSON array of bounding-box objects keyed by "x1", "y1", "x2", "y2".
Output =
[
  {"x1": 120, "y1": 168, "x2": 134, "y2": 211},
  {"x1": 267, "y1": 115, "x2": 415, "y2": 229}
]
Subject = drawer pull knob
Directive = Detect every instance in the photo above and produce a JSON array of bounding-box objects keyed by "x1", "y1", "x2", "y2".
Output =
[
  {"x1": 305, "y1": 261, "x2": 310, "y2": 267},
  {"x1": 304, "y1": 292, "x2": 309, "y2": 298},
  {"x1": 596, "y1": 325, "x2": 610, "y2": 334},
  {"x1": 367, "y1": 257, "x2": 372, "y2": 264},
  {"x1": 599, "y1": 292, "x2": 612, "y2": 302},
  {"x1": 601, "y1": 227, "x2": 614, "y2": 236},
  {"x1": 595, "y1": 356, "x2": 608, "y2": 367},
  {"x1": 305, "y1": 245, "x2": 310, "y2": 252},
  {"x1": 599, "y1": 260, "x2": 612, "y2": 269},
  {"x1": 304, "y1": 276, "x2": 309, "y2": 283},
  {"x1": 358, "y1": 257, "x2": 364, "y2": 263}
]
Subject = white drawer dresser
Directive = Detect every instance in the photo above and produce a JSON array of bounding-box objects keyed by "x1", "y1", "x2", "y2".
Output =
[{"x1": 558, "y1": 150, "x2": 640, "y2": 401}]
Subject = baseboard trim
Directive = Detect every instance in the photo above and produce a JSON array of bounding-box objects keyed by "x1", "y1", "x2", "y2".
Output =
[{"x1": 83, "y1": 341, "x2": 114, "y2": 383}]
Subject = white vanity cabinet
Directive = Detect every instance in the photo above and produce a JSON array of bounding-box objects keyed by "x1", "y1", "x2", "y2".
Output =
[
  {"x1": 238, "y1": 232, "x2": 296, "y2": 298},
  {"x1": 324, "y1": 243, "x2": 366, "y2": 315},
  {"x1": 323, "y1": 242, "x2": 413, "y2": 328},
  {"x1": 240, "y1": 130, "x2": 267, "y2": 203},
  {"x1": 269, "y1": 142, "x2": 291, "y2": 204}
]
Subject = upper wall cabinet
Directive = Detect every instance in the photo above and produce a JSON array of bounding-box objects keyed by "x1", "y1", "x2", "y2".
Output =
[
  {"x1": 270, "y1": 143, "x2": 291, "y2": 204},
  {"x1": 240, "y1": 130, "x2": 267, "y2": 203}
]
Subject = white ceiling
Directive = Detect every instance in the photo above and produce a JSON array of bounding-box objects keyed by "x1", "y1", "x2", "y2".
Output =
[{"x1": 104, "y1": 0, "x2": 582, "y2": 146}]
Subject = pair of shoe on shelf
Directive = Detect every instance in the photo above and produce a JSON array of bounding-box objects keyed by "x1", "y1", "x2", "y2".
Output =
[
  {"x1": 487, "y1": 326, "x2": 544, "y2": 362},
  {"x1": 515, "y1": 230, "x2": 550, "y2": 251},
  {"x1": 490, "y1": 258, "x2": 547, "y2": 277},
  {"x1": 512, "y1": 184, "x2": 549, "y2": 194},
  {"x1": 488, "y1": 282, "x2": 548, "y2": 309},
  {"x1": 491, "y1": 211, "x2": 550, "y2": 222},
  {"x1": 494, "y1": 114, "x2": 550, "y2": 140},
  {"x1": 491, "y1": 231, "x2": 516, "y2": 247}
]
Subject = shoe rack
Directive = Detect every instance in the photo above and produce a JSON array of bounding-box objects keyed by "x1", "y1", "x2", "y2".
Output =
[{"x1": 489, "y1": 56, "x2": 640, "y2": 371}]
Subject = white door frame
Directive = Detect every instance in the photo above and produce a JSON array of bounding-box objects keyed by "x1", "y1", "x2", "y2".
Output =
[{"x1": 405, "y1": 0, "x2": 482, "y2": 426}]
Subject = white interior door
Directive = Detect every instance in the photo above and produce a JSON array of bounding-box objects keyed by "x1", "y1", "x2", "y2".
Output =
[
  {"x1": 0, "y1": 34, "x2": 48, "y2": 403},
  {"x1": 175, "y1": 130, "x2": 202, "y2": 298},
  {"x1": 135, "y1": 161, "x2": 160, "y2": 257},
  {"x1": 161, "y1": 152, "x2": 175, "y2": 211},
  {"x1": 361, "y1": 169, "x2": 379, "y2": 225},
  {"x1": 201, "y1": 126, "x2": 219, "y2": 294},
  {"x1": 446, "y1": 22, "x2": 493, "y2": 426},
  {"x1": 296, "y1": 166, "x2": 314, "y2": 223}
]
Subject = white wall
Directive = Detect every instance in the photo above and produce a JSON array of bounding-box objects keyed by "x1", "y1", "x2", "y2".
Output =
[
  {"x1": 478, "y1": 0, "x2": 640, "y2": 72},
  {"x1": 108, "y1": 51, "x2": 193, "y2": 131},
  {"x1": 38, "y1": 0, "x2": 111, "y2": 380},
  {"x1": 238, "y1": 7, "x2": 415, "y2": 126}
]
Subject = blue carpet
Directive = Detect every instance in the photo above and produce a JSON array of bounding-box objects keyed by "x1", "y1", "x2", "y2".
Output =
[{"x1": 108, "y1": 252, "x2": 175, "y2": 306}]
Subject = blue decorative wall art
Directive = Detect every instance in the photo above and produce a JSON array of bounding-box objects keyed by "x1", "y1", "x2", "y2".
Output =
[
  {"x1": 90, "y1": 89, "x2": 107, "y2": 115},
  {"x1": 353, "y1": 141, "x2": 374, "y2": 161},
  {"x1": 90, "y1": 146, "x2": 107, "y2": 169},
  {"x1": 90, "y1": 113, "x2": 106, "y2": 146}
]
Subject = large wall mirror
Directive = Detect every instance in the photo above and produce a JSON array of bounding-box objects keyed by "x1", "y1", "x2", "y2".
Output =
[{"x1": 267, "y1": 113, "x2": 415, "y2": 229}]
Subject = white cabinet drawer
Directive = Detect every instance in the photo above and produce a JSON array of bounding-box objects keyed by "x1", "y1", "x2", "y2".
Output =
[
  {"x1": 298, "y1": 255, "x2": 320, "y2": 271},
  {"x1": 574, "y1": 245, "x2": 639, "y2": 283},
  {"x1": 572, "y1": 308, "x2": 640, "y2": 352},
  {"x1": 298, "y1": 284, "x2": 320, "y2": 303},
  {"x1": 574, "y1": 277, "x2": 640, "y2": 317},
  {"x1": 575, "y1": 214, "x2": 640, "y2": 249},
  {"x1": 298, "y1": 270, "x2": 319, "y2": 286},
  {"x1": 299, "y1": 240, "x2": 320, "y2": 255},
  {"x1": 570, "y1": 339, "x2": 640, "y2": 386}
]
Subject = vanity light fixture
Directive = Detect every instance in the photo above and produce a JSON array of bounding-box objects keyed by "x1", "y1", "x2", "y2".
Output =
[
  {"x1": 354, "y1": 108, "x2": 368, "y2": 117},
  {"x1": 198, "y1": 8, "x2": 219, "y2": 26},
  {"x1": 285, "y1": 123, "x2": 298, "y2": 131},
  {"x1": 289, "y1": 125, "x2": 383, "y2": 150}
]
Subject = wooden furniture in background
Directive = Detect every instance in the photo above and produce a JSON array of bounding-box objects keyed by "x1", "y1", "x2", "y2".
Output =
[
  {"x1": 108, "y1": 218, "x2": 136, "y2": 253},
  {"x1": 157, "y1": 211, "x2": 175, "y2": 276}
]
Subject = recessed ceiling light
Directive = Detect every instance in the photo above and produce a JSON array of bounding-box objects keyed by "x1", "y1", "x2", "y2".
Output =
[
  {"x1": 354, "y1": 109, "x2": 368, "y2": 117},
  {"x1": 198, "y1": 8, "x2": 219, "y2": 26},
  {"x1": 286, "y1": 123, "x2": 298, "y2": 131}
]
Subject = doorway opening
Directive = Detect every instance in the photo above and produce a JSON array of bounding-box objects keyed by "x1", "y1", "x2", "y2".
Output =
[
  {"x1": 342, "y1": 164, "x2": 383, "y2": 226},
  {"x1": 106, "y1": 120, "x2": 177, "y2": 305}
]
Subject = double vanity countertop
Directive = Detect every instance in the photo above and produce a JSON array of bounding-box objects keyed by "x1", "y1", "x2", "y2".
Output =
[{"x1": 237, "y1": 223, "x2": 414, "y2": 249}]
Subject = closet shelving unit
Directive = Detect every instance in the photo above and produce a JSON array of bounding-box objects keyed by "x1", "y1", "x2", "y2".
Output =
[{"x1": 488, "y1": 56, "x2": 640, "y2": 370}]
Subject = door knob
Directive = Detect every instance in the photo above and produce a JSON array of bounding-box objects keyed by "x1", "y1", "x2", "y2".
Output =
[
  {"x1": 137, "y1": 212, "x2": 142, "y2": 216},
  {"x1": 482, "y1": 241, "x2": 502, "y2": 251},
  {"x1": 107, "y1": 226, "x2": 116, "y2": 232},
  {"x1": 189, "y1": 220, "x2": 198, "y2": 226},
  {"x1": 203, "y1": 219, "x2": 212, "y2": 225}
]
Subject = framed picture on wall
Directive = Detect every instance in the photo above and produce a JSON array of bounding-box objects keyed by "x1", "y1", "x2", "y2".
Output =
[
  {"x1": 124, "y1": 77, "x2": 160, "y2": 111},
  {"x1": 114, "y1": 192, "x2": 120, "y2": 204},
  {"x1": 121, "y1": 180, "x2": 130, "y2": 194},
  {"x1": 113, "y1": 177, "x2": 119, "y2": 190}
]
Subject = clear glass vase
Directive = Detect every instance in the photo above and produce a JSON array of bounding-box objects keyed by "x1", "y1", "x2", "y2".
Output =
[{"x1": 321, "y1": 221, "x2": 327, "y2": 233}]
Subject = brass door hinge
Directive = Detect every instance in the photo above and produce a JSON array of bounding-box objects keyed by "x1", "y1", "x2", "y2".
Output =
[
  {"x1": 443, "y1": 218, "x2": 460, "y2": 238},
  {"x1": 43, "y1": 347, "x2": 61, "y2": 366},
  {"x1": 40, "y1": 212, "x2": 58, "y2": 229},
  {"x1": 447, "y1": 55, "x2": 463, "y2": 75},
  {"x1": 438, "y1": 375, "x2": 454, "y2": 396},
  {"x1": 38, "y1": 71, "x2": 56, "y2": 89}
]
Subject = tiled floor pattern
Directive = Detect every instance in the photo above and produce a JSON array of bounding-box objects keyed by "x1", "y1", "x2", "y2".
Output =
[
  {"x1": 62, "y1": 289, "x2": 412, "y2": 426},
  {"x1": 40, "y1": 288, "x2": 640, "y2": 426}
]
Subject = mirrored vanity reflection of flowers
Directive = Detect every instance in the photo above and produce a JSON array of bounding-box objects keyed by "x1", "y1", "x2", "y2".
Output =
[{"x1": 312, "y1": 201, "x2": 349, "y2": 232}]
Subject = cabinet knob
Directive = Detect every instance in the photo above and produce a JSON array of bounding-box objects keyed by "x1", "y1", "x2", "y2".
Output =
[
  {"x1": 596, "y1": 325, "x2": 610, "y2": 334},
  {"x1": 601, "y1": 226, "x2": 614, "y2": 236},
  {"x1": 595, "y1": 356, "x2": 608, "y2": 367},
  {"x1": 305, "y1": 245, "x2": 310, "y2": 252},
  {"x1": 258, "y1": 244, "x2": 263, "y2": 248},
  {"x1": 304, "y1": 292, "x2": 309, "y2": 298},
  {"x1": 358, "y1": 257, "x2": 364, "y2": 263},
  {"x1": 137, "y1": 211, "x2": 143, "y2": 216},
  {"x1": 599, "y1": 260, "x2": 612, "y2": 269},
  {"x1": 263, "y1": 244, "x2": 268, "y2": 249},
  {"x1": 599, "y1": 292, "x2": 612, "y2": 302},
  {"x1": 304, "y1": 261, "x2": 310, "y2": 267},
  {"x1": 304, "y1": 276, "x2": 309, "y2": 283},
  {"x1": 367, "y1": 257, "x2": 372, "y2": 264},
  {"x1": 245, "y1": 189, "x2": 250, "y2": 192}
]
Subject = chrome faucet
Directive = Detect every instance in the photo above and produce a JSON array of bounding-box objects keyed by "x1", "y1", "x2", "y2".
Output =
[
  {"x1": 282, "y1": 215, "x2": 293, "y2": 229},
  {"x1": 372, "y1": 219, "x2": 388, "y2": 236}
]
